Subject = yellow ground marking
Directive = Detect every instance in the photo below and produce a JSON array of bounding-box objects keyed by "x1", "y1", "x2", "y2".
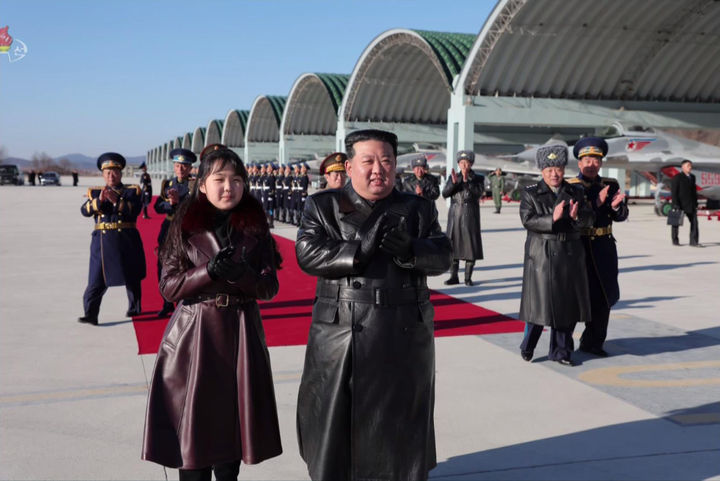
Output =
[{"x1": 578, "y1": 360, "x2": 720, "y2": 387}]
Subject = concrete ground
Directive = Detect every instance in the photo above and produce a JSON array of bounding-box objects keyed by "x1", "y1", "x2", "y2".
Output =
[{"x1": 1, "y1": 176, "x2": 719, "y2": 480}]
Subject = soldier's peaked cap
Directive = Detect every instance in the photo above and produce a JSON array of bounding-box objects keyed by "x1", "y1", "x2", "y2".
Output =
[
  {"x1": 320, "y1": 152, "x2": 347, "y2": 175},
  {"x1": 573, "y1": 137, "x2": 608, "y2": 160},
  {"x1": 169, "y1": 148, "x2": 196, "y2": 165},
  {"x1": 97, "y1": 152, "x2": 126, "y2": 171},
  {"x1": 536, "y1": 145, "x2": 568, "y2": 170}
]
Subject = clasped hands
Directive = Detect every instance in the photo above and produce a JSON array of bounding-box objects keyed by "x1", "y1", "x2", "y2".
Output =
[
  {"x1": 99, "y1": 187, "x2": 119, "y2": 204},
  {"x1": 207, "y1": 245, "x2": 248, "y2": 281},
  {"x1": 359, "y1": 213, "x2": 413, "y2": 264}
]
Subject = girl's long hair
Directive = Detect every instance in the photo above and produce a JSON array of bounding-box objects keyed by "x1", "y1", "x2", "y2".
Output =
[{"x1": 159, "y1": 147, "x2": 282, "y2": 271}]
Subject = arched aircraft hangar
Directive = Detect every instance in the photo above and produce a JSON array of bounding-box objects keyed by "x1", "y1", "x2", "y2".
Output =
[
  {"x1": 244, "y1": 95, "x2": 287, "y2": 164},
  {"x1": 336, "y1": 29, "x2": 475, "y2": 153},
  {"x1": 191, "y1": 126, "x2": 206, "y2": 156},
  {"x1": 280, "y1": 73, "x2": 349, "y2": 164},
  {"x1": 445, "y1": 0, "x2": 720, "y2": 177},
  {"x1": 147, "y1": 0, "x2": 720, "y2": 184},
  {"x1": 205, "y1": 119, "x2": 224, "y2": 148},
  {"x1": 221, "y1": 109, "x2": 250, "y2": 157}
]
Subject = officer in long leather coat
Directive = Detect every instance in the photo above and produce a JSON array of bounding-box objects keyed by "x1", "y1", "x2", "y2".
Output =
[
  {"x1": 442, "y1": 150, "x2": 484, "y2": 286},
  {"x1": 295, "y1": 129, "x2": 452, "y2": 481},
  {"x1": 570, "y1": 137, "x2": 628, "y2": 357},
  {"x1": 400, "y1": 154, "x2": 440, "y2": 200},
  {"x1": 518, "y1": 145, "x2": 594, "y2": 365}
]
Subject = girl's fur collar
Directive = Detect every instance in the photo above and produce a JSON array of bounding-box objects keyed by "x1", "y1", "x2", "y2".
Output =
[{"x1": 181, "y1": 193, "x2": 269, "y2": 236}]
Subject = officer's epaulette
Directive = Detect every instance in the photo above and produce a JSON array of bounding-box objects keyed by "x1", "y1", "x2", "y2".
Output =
[
  {"x1": 567, "y1": 178, "x2": 583, "y2": 184},
  {"x1": 124, "y1": 184, "x2": 141, "y2": 195},
  {"x1": 525, "y1": 183, "x2": 538, "y2": 190},
  {"x1": 87, "y1": 186, "x2": 104, "y2": 198}
]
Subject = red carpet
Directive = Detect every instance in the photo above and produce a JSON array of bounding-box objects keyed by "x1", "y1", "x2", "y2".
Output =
[{"x1": 132, "y1": 198, "x2": 523, "y2": 355}]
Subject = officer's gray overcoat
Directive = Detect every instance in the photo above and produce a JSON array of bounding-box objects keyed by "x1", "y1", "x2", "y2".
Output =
[
  {"x1": 295, "y1": 183, "x2": 452, "y2": 481},
  {"x1": 518, "y1": 180, "x2": 594, "y2": 329}
]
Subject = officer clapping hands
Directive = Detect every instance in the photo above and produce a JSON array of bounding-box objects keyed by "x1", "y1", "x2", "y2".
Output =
[
  {"x1": 596, "y1": 184, "x2": 626, "y2": 209},
  {"x1": 553, "y1": 199, "x2": 579, "y2": 222},
  {"x1": 100, "y1": 186, "x2": 120, "y2": 204}
]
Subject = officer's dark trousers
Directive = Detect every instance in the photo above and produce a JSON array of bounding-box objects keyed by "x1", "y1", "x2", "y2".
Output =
[
  {"x1": 580, "y1": 301, "x2": 610, "y2": 350},
  {"x1": 671, "y1": 210, "x2": 699, "y2": 245},
  {"x1": 520, "y1": 323, "x2": 574, "y2": 361},
  {"x1": 83, "y1": 275, "x2": 141, "y2": 318},
  {"x1": 178, "y1": 460, "x2": 240, "y2": 481}
]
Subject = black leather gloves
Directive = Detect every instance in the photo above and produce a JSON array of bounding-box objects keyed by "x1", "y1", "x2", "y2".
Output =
[
  {"x1": 207, "y1": 245, "x2": 238, "y2": 280},
  {"x1": 380, "y1": 217, "x2": 413, "y2": 262},
  {"x1": 356, "y1": 212, "x2": 387, "y2": 266}
]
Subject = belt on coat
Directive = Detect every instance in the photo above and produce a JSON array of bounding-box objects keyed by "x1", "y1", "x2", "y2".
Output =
[
  {"x1": 580, "y1": 225, "x2": 612, "y2": 238},
  {"x1": 94, "y1": 221, "x2": 136, "y2": 231},
  {"x1": 183, "y1": 293, "x2": 254, "y2": 308},
  {"x1": 528, "y1": 231, "x2": 581, "y2": 241},
  {"x1": 316, "y1": 283, "x2": 430, "y2": 306}
]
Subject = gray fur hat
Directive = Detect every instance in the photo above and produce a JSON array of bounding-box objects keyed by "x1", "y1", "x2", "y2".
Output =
[
  {"x1": 456, "y1": 150, "x2": 475, "y2": 164},
  {"x1": 536, "y1": 145, "x2": 568, "y2": 170}
]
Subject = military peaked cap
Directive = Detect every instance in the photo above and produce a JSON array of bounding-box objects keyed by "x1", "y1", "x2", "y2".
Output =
[
  {"x1": 573, "y1": 137, "x2": 608, "y2": 160},
  {"x1": 97, "y1": 152, "x2": 126, "y2": 171},
  {"x1": 169, "y1": 148, "x2": 196, "y2": 165},
  {"x1": 320, "y1": 152, "x2": 347, "y2": 175}
]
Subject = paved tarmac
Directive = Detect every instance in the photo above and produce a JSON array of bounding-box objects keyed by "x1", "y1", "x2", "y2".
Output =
[{"x1": 1, "y1": 176, "x2": 719, "y2": 480}]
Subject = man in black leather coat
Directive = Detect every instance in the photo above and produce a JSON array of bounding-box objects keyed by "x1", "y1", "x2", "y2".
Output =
[
  {"x1": 295, "y1": 129, "x2": 452, "y2": 481},
  {"x1": 671, "y1": 159, "x2": 700, "y2": 246},
  {"x1": 400, "y1": 154, "x2": 440, "y2": 200}
]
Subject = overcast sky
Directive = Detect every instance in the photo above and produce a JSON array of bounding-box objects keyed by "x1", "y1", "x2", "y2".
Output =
[{"x1": 0, "y1": 0, "x2": 495, "y2": 160}]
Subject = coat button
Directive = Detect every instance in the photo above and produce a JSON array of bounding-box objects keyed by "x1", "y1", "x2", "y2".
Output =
[{"x1": 352, "y1": 281, "x2": 362, "y2": 289}]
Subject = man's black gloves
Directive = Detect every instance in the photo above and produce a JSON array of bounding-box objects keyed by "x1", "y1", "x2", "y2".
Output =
[
  {"x1": 356, "y1": 212, "x2": 387, "y2": 266},
  {"x1": 379, "y1": 217, "x2": 413, "y2": 262}
]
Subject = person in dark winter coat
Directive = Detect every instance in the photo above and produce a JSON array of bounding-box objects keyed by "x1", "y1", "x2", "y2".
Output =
[
  {"x1": 142, "y1": 147, "x2": 283, "y2": 480},
  {"x1": 295, "y1": 129, "x2": 452, "y2": 481},
  {"x1": 570, "y1": 137, "x2": 628, "y2": 357},
  {"x1": 670, "y1": 159, "x2": 700, "y2": 246},
  {"x1": 442, "y1": 150, "x2": 484, "y2": 286},
  {"x1": 519, "y1": 145, "x2": 594, "y2": 366},
  {"x1": 401, "y1": 154, "x2": 440, "y2": 200}
]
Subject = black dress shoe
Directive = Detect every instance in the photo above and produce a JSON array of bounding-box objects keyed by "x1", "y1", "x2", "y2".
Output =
[
  {"x1": 78, "y1": 316, "x2": 98, "y2": 326},
  {"x1": 672, "y1": 241, "x2": 680, "y2": 246},
  {"x1": 157, "y1": 307, "x2": 174, "y2": 318},
  {"x1": 579, "y1": 345, "x2": 609, "y2": 357},
  {"x1": 464, "y1": 280, "x2": 474, "y2": 287},
  {"x1": 521, "y1": 351, "x2": 533, "y2": 362},
  {"x1": 690, "y1": 243, "x2": 704, "y2": 248},
  {"x1": 444, "y1": 277, "x2": 459, "y2": 286},
  {"x1": 556, "y1": 358, "x2": 575, "y2": 366}
]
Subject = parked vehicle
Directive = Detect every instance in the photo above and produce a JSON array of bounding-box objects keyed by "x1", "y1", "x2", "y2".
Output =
[
  {"x1": 40, "y1": 171, "x2": 61, "y2": 186},
  {"x1": 0, "y1": 165, "x2": 25, "y2": 185}
]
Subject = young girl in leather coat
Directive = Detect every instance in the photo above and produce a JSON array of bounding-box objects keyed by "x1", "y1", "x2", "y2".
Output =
[{"x1": 142, "y1": 147, "x2": 283, "y2": 481}]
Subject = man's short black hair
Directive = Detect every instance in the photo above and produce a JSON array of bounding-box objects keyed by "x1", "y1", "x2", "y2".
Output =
[
  {"x1": 681, "y1": 159, "x2": 693, "y2": 166},
  {"x1": 345, "y1": 129, "x2": 398, "y2": 158}
]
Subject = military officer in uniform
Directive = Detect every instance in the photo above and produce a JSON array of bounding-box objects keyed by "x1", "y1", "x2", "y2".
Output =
[
  {"x1": 519, "y1": 145, "x2": 594, "y2": 365},
  {"x1": 261, "y1": 163, "x2": 276, "y2": 228},
  {"x1": 295, "y1": 162, "x2": 310, "y2": 225},
  {"x1": 570, "y1": 137, "x2": 628, "y2": 357},
  {"x1": 489, "y1": 168, "x2": 505, "y2": 213},
  {"x1": 319, "y1": 152, "x2": 347, "y2": 190},
  {"x1": 78, "y1": 153, "x2": 146, "y2": 325},
  {"x1": 281, "y1": 164, "x2": 293, "y2": 222},
  {"x1": 442, "y1": 150, "x2": 485, "y2": 286},
  {"x1": 139, "y1": 161, "x2": 153, "y2": 219},
  {"x1": 275, "y1": 163, "x2": 285, "y2": 222},
  {"x1": 154, "y1": 148, "x2": 195, "y2": 317},
  {"x1": 401, "y1": 154, "x2": 440, "y2": 200}
]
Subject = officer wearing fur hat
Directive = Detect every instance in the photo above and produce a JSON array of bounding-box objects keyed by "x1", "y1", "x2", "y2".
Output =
[
  {"x1": 320, "y1": 152, "x2": 348, "y2": 190},
  {"x1": 78, "y1": 153, "x2": 146, "y2": 325},
  {"x1": 402, "y1": 154, "x2": 440, "y2": 200},
  {"x1": 154, "y1": 148, "x2": 195, "y2": 317},
  {"x1": 518, "y1": 145, "x2": 594, "y2": 366},
  {"x1": 442, "y1": 150, "x2": 484, "y2": 286},
  {"x1": 569, "y1": 137, "x2": 628, "y2": 357}
]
